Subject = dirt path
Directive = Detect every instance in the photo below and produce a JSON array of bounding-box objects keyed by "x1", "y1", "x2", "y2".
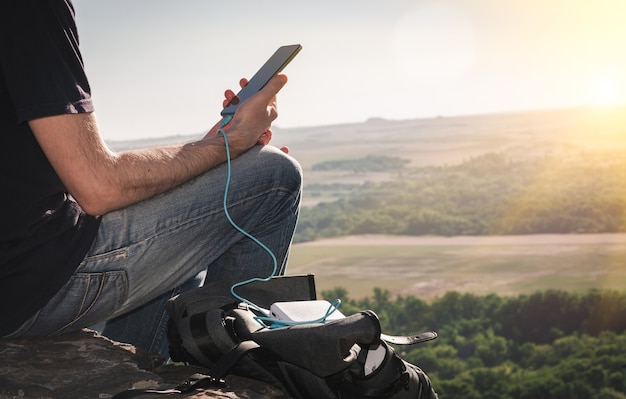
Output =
[{"x1": 295, "y1": 233, "x2": 626, "y2": 247}]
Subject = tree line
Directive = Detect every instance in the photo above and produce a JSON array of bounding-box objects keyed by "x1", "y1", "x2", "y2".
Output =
[
  {"x1": 295, "y1": 150, "x2": 626, "y2": 242},
  {"x1": 312, "y1": 155, "x2": 410, "y2": 173},
  {"x1": 321, "y1": 288, "x2": 626, "y2": 399}
]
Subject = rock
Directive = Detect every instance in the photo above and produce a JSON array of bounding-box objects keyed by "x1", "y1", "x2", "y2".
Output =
[{"x1": 0, "y1": 329, "x2": 289, "y2": 399}]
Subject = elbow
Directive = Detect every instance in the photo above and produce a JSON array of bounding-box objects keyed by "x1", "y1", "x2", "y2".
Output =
[
  {"x1": 67, "y1": 154, "x2": 126, "y2": 216},
  {"x1": 78, "y1": 200, "x2": 110, "y2": 217},
  {"x1": 70, "y1": 185, "x2": 121, "y2": 216}
]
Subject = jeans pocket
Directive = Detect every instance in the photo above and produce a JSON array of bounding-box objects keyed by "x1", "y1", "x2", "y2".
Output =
[{"x1": 21, "y1": 270, "x2": 128, "y2": 338}]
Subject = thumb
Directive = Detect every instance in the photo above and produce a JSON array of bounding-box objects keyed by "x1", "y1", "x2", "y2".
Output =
[
  {"x1": 241, "y1": 74, "x2": 288, "y2": 119},
  {"x1": 257, "y1": 74, "x2": 288, "y2": 101}
]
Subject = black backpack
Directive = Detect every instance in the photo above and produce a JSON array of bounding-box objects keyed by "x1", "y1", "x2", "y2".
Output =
[{"x1": 163, "y1": 274, "x2": 439, "y2": 399}]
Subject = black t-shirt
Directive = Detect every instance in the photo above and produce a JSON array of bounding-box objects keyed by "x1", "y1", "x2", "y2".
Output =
[{"x1": 0, "y1": 0, "x2": 101, "y2": 335}]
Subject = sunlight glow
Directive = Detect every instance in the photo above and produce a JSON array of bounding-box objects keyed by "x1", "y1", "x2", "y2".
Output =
[{"x1": 589, "y1": 74, "x2": 624, "y2": 106}]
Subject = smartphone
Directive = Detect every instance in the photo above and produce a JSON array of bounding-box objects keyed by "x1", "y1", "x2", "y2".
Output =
[{"x1": 221, "y1": 44, "x2": 302, "y2": 116}]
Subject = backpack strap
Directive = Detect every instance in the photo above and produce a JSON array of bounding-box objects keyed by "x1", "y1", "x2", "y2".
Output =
[
  {"x1": 208, "y1": 340, "x2": 261, "y2": 379},
  {"x1": 110, "y1": 373, "x2": 224, "y2": 398},
  {"x1": 111, "y1": 341, "x2": 261, "y2": 398}
]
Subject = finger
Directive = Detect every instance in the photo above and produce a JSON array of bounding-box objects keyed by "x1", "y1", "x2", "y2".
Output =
[
  {"x1": 239, "y1": 78, "x2": 249, "y2": 88},
  {"x1": 257, "y1": 129, "x2": 272, "y2": 145},
  {"x1": 280, "y1": 146, "x2": 289, "y2": 154},
  {"x1": 223, "y1": 89, "x2": 237, "y2": 107}
]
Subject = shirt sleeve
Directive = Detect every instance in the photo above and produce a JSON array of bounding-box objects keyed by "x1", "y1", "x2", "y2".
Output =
[{"x1": 0, "y1": 0, "x2": 94, "y2": 123}]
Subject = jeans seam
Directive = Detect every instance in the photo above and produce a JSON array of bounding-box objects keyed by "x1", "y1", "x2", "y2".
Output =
[
  {"x1": 78, "y1": 274, "x2": 92, "y2": 316},
  {"x1": 50, "y1": 271, "x2": 123, "y2": 336}
]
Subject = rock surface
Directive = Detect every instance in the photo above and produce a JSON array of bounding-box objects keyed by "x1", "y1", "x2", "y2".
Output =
[{"x1": 0, "y1": 329, "x2": 289, "y2": 399}]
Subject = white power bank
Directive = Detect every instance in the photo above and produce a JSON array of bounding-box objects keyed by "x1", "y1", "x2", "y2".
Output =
[{"x1": 270, "y1": 300, "x2": 345, "y2": 322}]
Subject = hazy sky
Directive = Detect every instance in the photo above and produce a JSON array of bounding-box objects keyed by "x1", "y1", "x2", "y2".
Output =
[{"x1": 73, "y1": 0, "x2": 626, "y2": 141}]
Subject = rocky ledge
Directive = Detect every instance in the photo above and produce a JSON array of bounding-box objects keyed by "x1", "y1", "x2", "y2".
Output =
[{"x1": 0, "y1": 329, "x2": 288, "y2": 399}]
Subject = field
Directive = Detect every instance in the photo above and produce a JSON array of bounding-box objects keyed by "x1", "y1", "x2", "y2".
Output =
[{"x1": 287, "y1": 234, "x2": 626, "y2": 300}]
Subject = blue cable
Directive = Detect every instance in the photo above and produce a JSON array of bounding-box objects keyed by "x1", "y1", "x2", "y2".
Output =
[
  {"x1": 217, "y1": 116, "x2": 340, "y2": 328},
  {"x1": 217, "y1": 116, "x2": 278, "y2": 317}
]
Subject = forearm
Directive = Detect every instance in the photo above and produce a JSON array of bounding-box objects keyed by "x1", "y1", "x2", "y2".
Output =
[
  {"x1": 105, "y1": 118, "x2": 262, "y2": 214},
  {"x1": 100, "y1": 137, "x2": 229, "y2": 214},
  {"x1": 30, "y1": 113, "x2": 234, "y2": 216}
]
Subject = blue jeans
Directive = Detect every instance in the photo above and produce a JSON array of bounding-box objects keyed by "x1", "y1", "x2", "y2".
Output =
[{"x1": 10, "y1": 146, "x2": 302, "y2": 356}]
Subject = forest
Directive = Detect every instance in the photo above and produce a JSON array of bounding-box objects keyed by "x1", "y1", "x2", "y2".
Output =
[
  {"x1": 294, "y1": 131, "x2": 626, "y2": 397},
  {"x1": 321, "y1": 288, "x2": 626, "y2": 399},
  {"x1": 295, "y1": 149, "x2": 626, "y2": 243}
]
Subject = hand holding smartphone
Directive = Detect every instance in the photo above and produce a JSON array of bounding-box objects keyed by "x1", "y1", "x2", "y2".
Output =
[{"x1": 221, "y1": 44, "x2": 302, "y2": 116}]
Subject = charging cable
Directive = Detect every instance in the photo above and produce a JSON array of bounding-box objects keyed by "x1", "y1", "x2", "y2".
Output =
[
  {"x1": 216, "y1": 116, "x2": 278, "y2": 314},
  {"x1": 216, "y1": 115, "x2": 340, "y2": 328}
]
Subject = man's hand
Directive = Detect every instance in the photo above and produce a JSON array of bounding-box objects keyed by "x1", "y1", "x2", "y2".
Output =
[{"x1": 206, "y1": 74, "x2": 289, "y2": 154}]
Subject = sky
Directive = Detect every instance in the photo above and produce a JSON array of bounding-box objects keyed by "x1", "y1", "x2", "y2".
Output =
[{"x1": 73, "y1": 0, "x2": 626, "y2": 141}]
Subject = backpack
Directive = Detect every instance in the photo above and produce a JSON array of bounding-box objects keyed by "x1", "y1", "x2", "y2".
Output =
[{"x1": 163, "y1": 274, "x2": 439, "y2": 399}]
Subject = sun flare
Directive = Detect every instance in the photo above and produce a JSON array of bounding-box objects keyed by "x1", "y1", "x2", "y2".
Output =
[{"x1": 589, "y1": 74, "x2": 624, "y2": 106}]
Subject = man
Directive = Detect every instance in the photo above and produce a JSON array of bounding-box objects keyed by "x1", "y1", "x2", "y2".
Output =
[{"x1": 0, "y1": 0, "x2": 302, "y2": 356}]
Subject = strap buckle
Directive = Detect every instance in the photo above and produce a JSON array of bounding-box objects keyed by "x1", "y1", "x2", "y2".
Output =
[
  {"x1": 381, "y1": 331, "x2": 437, "y2": 345},
  {"x1": 175, "y1": 373, "x2": 226, "y2": 393}
]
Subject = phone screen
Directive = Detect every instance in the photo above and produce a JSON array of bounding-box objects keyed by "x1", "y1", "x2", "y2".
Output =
[{"x1": 221, "y1": 44, "x2": 302, "y2": 116}]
